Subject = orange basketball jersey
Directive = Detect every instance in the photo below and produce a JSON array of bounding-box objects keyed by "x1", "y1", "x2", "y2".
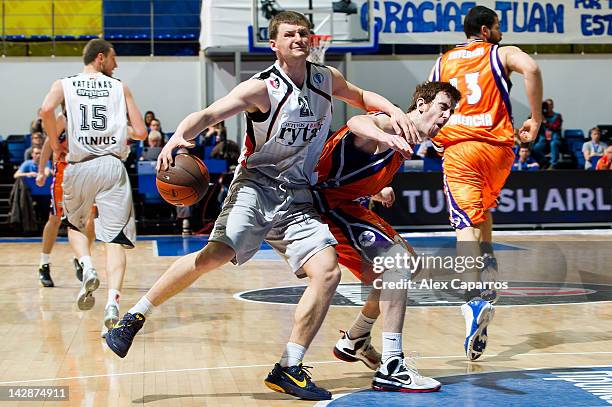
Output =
[
  {"x1": 432, "y1": 40, "x2": 514, "y2": 148},
  {"x1": 315, "y1": 114, "x2": 404, "y2": 209}
]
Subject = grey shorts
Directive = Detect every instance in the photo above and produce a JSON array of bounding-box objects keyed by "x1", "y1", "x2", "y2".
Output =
[
  {"x1": 210, "y1": 174, "x2": 337, "y2": 275},
  {"x1": 63, "y1": 155, "x2": 136, "y2": 248}
]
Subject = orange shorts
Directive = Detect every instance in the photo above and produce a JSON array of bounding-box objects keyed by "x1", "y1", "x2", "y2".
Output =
[
  {"x1": 320, "y1": 201, "x2": 415, "y2": 284},
  {"x1": 442, "y1": 141, "x2": 514, "y2": 229},
  {"x1": 50, "y1": 161, "x2": 67, "y2": 217}
]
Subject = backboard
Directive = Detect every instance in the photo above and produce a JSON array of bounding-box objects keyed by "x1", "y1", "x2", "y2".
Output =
[{"x1": 248, "y1": 0, "x2": 377, "y2": 54}]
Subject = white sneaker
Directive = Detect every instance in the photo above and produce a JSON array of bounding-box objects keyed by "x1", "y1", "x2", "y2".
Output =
[
  {"x1": 76, "y1": 268, "x2": 99, "y2": 311},
  {"x1": 333, "y1": 331, "x2": 381, "y2": 370},
  {"x1": 372, "y1": 354, "x2": 441, "y2": 392},
  {"x1": 461, "y1": 298, "x2": 495, "y2": 361}
]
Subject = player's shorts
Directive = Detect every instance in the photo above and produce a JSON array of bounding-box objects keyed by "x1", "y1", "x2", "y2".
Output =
[
  {"x1": 317, "y1": 198, "x2": 415, "y2": 284},
  {"x1": 49, "y1": 161, "x2": 67, "y2": 217},
  {"x1": 210, "y1": 170, "x2": 337, "y2": 276},
  {"x1": 63, "y1": 155, "x2": 136, "y2": 248},
  {"x1": 442, "y1": 141, "x2": 514, "y2": 229}
]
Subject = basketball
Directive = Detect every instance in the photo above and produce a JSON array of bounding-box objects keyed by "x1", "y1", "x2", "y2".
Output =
[{"x1": 156, "y1": 153, "x2": 210, "y2": 206}]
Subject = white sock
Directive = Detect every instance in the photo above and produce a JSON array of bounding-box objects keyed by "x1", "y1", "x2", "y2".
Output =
[
  {"x1": 382, "y1": 332, "x2": 403, "y2": 362},
  {"x1": 279, "y1": 342, "x2": 306, "y2": 367},
  {"x1": 79, "y1": 256, "x2": 94, "y2": 271},
  {"x1": 40, "y1": 253, "x2": 51, "y2": 266},
  {"x1": 107, "y1": 289, "x2": 121, "y2": 307},
  {"x1": 129, "y1": 296, "x2": 155, "y2": 317},
  {"x1": 347, "y1": 312, "x2": 377, "y2": 339}
]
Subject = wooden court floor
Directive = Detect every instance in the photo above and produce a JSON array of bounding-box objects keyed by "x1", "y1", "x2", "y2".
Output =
[{"x1": 0, "y1": 231, "x2": 611, "y2": 406}]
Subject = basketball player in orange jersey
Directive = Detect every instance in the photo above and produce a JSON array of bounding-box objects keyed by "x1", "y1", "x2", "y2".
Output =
[
  {"x1": 35, "y1": 112, "x2": 95, "y2": 288},
  {"x1": 315, "y1": 81, "x2": 461, "y2": 392},
  {"x1": 428, "y1": 5, "x2": 543, "y2": 361},
  {"x1": 105, "y1": 11, "x2": 419, "y2": 401}
]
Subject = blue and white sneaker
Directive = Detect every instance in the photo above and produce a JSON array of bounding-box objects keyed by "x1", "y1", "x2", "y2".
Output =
[{"x1": 461, "y1": 298, "x2": 495, "y2": 361}]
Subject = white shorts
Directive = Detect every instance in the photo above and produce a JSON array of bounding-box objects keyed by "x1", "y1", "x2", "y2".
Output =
[
  {"x1": 210, "y1": 174, "x2": 337, "y2": 275},
  {"x1": 63, "y1": 155, "x2": 136, "y2": 248}
]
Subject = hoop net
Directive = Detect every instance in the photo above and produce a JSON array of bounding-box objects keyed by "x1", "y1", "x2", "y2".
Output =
[{"x1": 307, "y1": 34, "x2": 332, "y2": 64}]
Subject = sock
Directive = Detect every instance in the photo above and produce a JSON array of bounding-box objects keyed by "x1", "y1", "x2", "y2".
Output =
[
  {"x1": 382, "y1": 332, "x2": 403, "y2": 362},
  {"x1": 347, "y1": 312, "x2": 377, "y2": 339},
  {"x1": 79, "y1": 256, "x2": 94, "y2": 271},
  {"x1": 129, "y1": 296, "x2": 155, "y2": 317},
  {"x1": 279, "y1": 342, "x2": 306, "y2": 367},
  {"x1": 40, "y1": 253, "x2": 51, "y2": 266},
  {"x1": 107, "y1": 289, "x2": 120, "y2": 307}
]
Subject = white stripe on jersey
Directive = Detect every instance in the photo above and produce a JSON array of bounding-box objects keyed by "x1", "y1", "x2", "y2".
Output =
[
  {"x1": 238, "y1": 61, "x2": 333, "y2": 186},
  {"x1": 61, "y1": 72, "x2": 128, "y2": 163}
]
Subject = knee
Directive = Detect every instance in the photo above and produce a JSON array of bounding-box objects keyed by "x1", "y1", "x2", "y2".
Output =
[{"x1": 195, "y1": 241, "x2": 235, "y2": 271}]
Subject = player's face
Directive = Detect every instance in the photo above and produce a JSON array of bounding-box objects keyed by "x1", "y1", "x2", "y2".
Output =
[
  {"x1": 271, "y1": 23, "x2": 310, "y2": 60},
  {"x1": 416, "y1": 92, "x2": 455, "y2": 138},
  {"x1": 486, "y1": 18, "x2": 502, "y2": 44},
  {"x1": 101, "y1": 48, "x2": 118, "y2": 76}
]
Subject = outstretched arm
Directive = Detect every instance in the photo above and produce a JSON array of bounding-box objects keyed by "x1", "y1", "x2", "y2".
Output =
[
  {"x1": 330, "y1": 67, "x2": 421, "y2": 144},
  {"x1": 157, "y1": 79, "x2": 268, "y2": 170},
  {"x1": 123, "y1": 84, "x2": 147, "y2": 140}
]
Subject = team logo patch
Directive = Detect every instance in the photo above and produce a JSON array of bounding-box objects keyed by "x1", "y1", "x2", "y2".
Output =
[
  {"x1": 358, "y1": 231, "x2": 377, "y2": 248},
  {"x1": 270, "y1": 78, "x2": 280, "y2": 89},
  {"x1": 313, "y1": 72, "x2": 324, "y2": 84}
]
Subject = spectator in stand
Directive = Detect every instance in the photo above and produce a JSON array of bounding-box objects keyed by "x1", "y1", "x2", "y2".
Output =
[
  {"x1": 533, "y1": 98, "x2": 562, "y2": 168},
  {"x1": 14, "y1": 146, "x2": 51, "y2": 179},
  {"x1": 582, "y1": 127, "x2": 608, "y2": 170},
  {"x1": 149, "y1": 118, "x2": 165, "y2": 144},
  {"x1": 512, "y1": 146, "x2": 540, "y2": 171},
  {"x1": 140, "y1": 131, "x2": 164, "y2": 161},
  {"x1": 595, "y1": 146, "x2": 612, "y2": 170},
  {"x1": 30, "y1": 109, "x2": 44, "y2": 134},
  {"x1": 24, "y1": 131, "x2": 45, "y2": 160},
  {"x1": 201, "y1": 121, "x2": 226, "y2": 146},
  {"x1": 144, "y1": 111, "x2": 156, "y2": 130}
]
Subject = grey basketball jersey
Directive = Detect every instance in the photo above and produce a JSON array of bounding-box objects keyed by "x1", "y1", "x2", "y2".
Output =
[
  {"x1": 237, "y1": 61, "x2": 333, "y2": 186},
  {"x1": 61, "y1": 72, "x2": 128, "y2": 163}
]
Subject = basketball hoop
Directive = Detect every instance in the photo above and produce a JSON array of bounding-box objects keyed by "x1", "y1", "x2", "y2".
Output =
[{"x1": 308, "y1": 34, "x2": 332, "y2": 64}]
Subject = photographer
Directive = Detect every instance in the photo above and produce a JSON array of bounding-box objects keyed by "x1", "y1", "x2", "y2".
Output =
[{"x1": 532, "y1": 98, "x2": 562, "y2": 168}]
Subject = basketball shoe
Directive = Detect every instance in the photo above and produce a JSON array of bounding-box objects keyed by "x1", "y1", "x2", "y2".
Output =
[
  {"x1": 461, "y1": 298, "x2": 495, "y2": 361},
  {"x1": 264, "y1": 363, "x2": 331, "y2": 401},
  {"x1": 333, "y1": 330, "x2": 381, "y2": 370},
  {"x1": 105, "y1": 312, "x2": 145, "y2": 358},
  {"x1": 372, "y1": 354, "x2": 441, "y2": 392},
  {"x1": 38, "y1": 264, "x2": 54, "y2": 287},
  {"x1": 76, "y1": 268, "x2": 99, "y2": 310}
]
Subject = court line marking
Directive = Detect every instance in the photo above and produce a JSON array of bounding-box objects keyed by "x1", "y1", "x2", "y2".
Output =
[{"x1": 3, "y1": 351, "x2": 612, "y2": 385}]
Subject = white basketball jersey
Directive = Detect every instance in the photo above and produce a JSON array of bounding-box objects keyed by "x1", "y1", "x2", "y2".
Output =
[
  {"x1": 238, "y1": 61, "x2": 333, "y2": 186},
  {"x1": 61, "y1": 72, "x2": 128, "y2": 163}
]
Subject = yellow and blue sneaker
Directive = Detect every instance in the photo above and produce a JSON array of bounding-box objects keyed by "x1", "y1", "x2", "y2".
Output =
[
  {"x1": 264, "y1": 363, "x2": 331, "y2": 401},
  {"x1": 105, "y1": 312, "x2": 145, "y2": 358}
]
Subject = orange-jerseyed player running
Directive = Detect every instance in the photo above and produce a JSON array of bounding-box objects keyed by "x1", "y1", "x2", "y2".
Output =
[
  {"x1": 428, "y1": 5, "x2": 543, "y2": 361},
  {"x1": 314, "y1": 82, "x2": 461, "y2": 392}
]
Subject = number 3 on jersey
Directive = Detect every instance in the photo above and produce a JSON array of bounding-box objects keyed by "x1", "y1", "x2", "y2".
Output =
[
  {"x1": 449, "y1": 72, "x2": 481, "y2": 108},
  {"x1": 79, "y1": 104, "x2": 107, "y2": 131}
]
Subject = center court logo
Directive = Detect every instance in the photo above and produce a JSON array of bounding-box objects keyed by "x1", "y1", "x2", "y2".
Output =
[{"x1": 235, "y1": 282, "x2": 612, "y2": 307}]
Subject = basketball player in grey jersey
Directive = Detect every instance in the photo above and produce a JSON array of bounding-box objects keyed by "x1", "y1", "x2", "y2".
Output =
[
  {"x1": 40, "y1": 39, "x2": 147, "y2": 333},
  {"x1": 106, "y1": 11, "x2": 419, "y2": 401}
]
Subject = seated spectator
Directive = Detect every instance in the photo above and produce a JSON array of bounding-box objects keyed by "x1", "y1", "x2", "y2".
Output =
[
  {"x1": 512, "y1": 146, "x2": 540, "y2": 171},
  {"x1": 140, "y1": 131, "x2": 163, "y2": 161},
  {"x1": 24, "y1": 131, "x2": 44, "y2": 160},
  {"x1": 144, "y1": 110, "x2": 156, "y2": 130},
  {"x1": 596, "y1": 146, "x2": 612, "y2": 170},
  {"x1": 533, "y1": 98, "x2": 562, "y2": 168},
  {"x1": 210, "y1": 124, "x2": 240, "y2": 168},
  {"x1": 148, "y1": 118, "x2": 165, "y2": 144},
  {"x1": 14, "y1": 147, "x2": 51, "y2": 179},
  {"x1": 201, "y1": 121, "x2": 227, "y2": 146},
  {"x1": 582, "y1": 127, "x2": 608, "y2": 169}
]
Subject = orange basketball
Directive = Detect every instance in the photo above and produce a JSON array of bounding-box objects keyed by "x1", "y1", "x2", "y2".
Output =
[{"x1": 156, "y1": 154, "x2": 210, "y2": 206}]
